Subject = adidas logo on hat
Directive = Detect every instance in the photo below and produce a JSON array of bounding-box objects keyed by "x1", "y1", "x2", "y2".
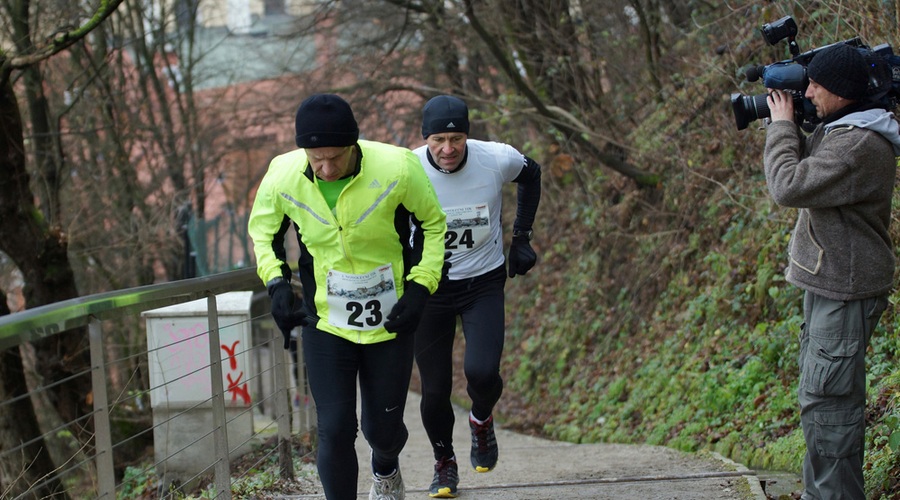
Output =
[{"x1": 421, "y1": 95, "x2": 470, "y2": 138}]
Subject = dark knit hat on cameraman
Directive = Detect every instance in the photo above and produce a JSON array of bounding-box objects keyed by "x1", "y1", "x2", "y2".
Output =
[
  {"x1": 295, "y1": 94, "x2": 359, "y2": 148},
  {"x1": 807, "y1": 43, "x2": 870, "y2": 101},
  {"x1": 422, "y1": 95, "x2": 470, "y2": 139}
]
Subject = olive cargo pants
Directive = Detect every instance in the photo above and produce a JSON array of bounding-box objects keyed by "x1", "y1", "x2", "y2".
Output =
[{"x1": 798, "y1": 291, "x2": 887, "y2": 500}]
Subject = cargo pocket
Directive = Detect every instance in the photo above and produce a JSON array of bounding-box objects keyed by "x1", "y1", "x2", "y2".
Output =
[
  {"x1": 814, "y1": 406, "x2": 863, "y2": 458},
  {"x1": 800, "y1": 329, "x2": 859, "y2": 397}
]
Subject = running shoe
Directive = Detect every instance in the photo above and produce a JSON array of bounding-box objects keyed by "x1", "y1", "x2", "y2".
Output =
[
  {"x1": 469, "y1": 415, "x2": 498, "y2": 472},
  {"x1": 429, "y1": 456, "x2": 459, "y2": 498},
  {"x1": 369, "y1": 468, "x2": 405, "y2": 500}
]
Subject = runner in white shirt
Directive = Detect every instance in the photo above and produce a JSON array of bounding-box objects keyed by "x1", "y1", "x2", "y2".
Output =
[{"x1": 412, "y1": 95, "x2": 542, "y2": 498}]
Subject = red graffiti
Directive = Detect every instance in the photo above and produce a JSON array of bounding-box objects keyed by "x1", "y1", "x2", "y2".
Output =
[
  {"x1": 221, "y1": 341, "x2": 240, "y2": 370},
  {"x1": 226, "y1": 372, "x2": 251, "y2": 405}
]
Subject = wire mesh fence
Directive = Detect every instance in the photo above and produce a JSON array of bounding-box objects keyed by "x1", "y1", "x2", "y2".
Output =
[{"x1": 0, "y1": 268, "x2": 313, "y2": 499}]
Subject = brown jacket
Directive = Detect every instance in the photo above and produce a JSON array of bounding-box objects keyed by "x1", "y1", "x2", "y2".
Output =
[{"x1": 764, "y1": 108, "x2": 900, "y2": 300}]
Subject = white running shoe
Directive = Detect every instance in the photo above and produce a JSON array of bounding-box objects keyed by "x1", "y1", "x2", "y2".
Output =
[{"x1": 369, "y1": 468, "x2": 405, "y2": 500}]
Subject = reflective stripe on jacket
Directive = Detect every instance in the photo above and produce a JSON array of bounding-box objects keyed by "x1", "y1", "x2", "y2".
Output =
[{"x1": 249, "y1": 140, "x2": 447, "y2": 343}]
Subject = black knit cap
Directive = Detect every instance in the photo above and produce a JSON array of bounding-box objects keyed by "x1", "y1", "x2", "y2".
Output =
[
  {"x1": 422, "y1": 95, "x2": 470, "y2": 139},
  {"x1": 807, "y1": 43, "x2": 870, "y2": 101},
  {"x1": 295, "y1": 94, "x2": 359, "y2": 148}
]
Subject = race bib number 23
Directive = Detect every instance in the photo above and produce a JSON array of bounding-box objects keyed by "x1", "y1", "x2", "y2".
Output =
[{"x1": 325, "y1": 264, "x2": 398, "y2": 330}]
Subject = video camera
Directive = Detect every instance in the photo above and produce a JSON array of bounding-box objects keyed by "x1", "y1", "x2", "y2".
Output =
[{"x1": 730, "y1": 16, "x2": 900, "y2": 130}]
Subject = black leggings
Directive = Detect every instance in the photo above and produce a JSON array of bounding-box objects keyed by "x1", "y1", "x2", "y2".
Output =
[
  {"x1": 414, "y1": 265, "x2": 506, "y2": 460},
  {"x1": 302, "y1": 327, "x2": 415, "y2": 500}
]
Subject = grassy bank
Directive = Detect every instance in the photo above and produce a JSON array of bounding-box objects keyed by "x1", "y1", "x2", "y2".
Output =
[{"x1": 494, "y1": 4, "x2": 900, "y2": 498}]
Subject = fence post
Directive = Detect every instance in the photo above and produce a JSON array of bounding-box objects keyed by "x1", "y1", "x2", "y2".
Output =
[
  {"x1": 88, "y1": 317, "x2": 116, "y2": 498},
  {"x1": 206, "y1": 294, "x2": 232, "y2": 499},
  {"x1": 273, "y1": 330, "x2": 294, "y2": 479}
]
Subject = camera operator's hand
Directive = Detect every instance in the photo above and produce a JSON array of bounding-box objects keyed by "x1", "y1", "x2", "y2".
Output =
[{"x1": 767, "y1": 89, "x2": 795, "y2": 123}]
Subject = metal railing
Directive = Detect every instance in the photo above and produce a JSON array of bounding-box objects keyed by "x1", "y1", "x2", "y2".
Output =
[{"x1": 0, "y1": 268, "x2": 311, "y2": 499}]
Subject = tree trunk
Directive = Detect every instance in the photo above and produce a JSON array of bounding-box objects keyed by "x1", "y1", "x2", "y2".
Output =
[
  {"x1": 0, "y1": 70, "x2": 89, "y2": 496},
  {"x1": 0, "y1": 292, "x2": 69, "y2": 499},
  {"x1": 0, "y1": 1, "x2": 127, "y2": 494}
]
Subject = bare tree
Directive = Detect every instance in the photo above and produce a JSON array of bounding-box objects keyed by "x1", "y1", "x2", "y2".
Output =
[
  {"x1": 0, "y1": 291, "x2": 64, "y2": 498},
  {"x1": 628, "y1": 0, "x2": 665, "y2": 99},
  {"x1": 455, "y1": 0, "x2": 657, "y2": 185},
  {"x1": 322, "y1": 0, "x2": 660, "y2": 185},
  {"x1": 0, "y1": 2, "x2": 124, "y2": 495},
  {"x1": 59, "y1": 0, "x2": 203, "y2": 289}
]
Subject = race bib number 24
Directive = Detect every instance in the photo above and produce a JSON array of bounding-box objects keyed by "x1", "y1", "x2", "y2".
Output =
[{"x1": 444, "y1": 204, "x2": 491, "y2": 253}]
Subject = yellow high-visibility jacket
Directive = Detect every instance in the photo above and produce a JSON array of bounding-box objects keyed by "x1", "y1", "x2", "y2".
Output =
[{"x1": 249, "y1": 140, "x2": 446, "y2": 344}]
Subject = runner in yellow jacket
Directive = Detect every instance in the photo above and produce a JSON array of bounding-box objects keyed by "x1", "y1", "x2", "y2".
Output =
[{"x1": 248, "y1": 94, "x2": 446, "y2": 500}]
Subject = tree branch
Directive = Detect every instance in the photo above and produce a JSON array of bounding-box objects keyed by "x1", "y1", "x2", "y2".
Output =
[
  {"x1": 6, "y1": 0, "x2": 125, "y2": 70},
  {"x1": 460, "y1": 0, "x2": 658, "y2": 187}
]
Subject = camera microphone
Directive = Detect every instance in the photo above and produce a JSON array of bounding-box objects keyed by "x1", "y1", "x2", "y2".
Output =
[{"x1": 745, "y1": 65, "x2": 766, "y2": 82}]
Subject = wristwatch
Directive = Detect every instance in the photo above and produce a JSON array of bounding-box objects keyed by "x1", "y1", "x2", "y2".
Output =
[{"x1": 512, "y1": 229, "x2": 533, "y2": 241}]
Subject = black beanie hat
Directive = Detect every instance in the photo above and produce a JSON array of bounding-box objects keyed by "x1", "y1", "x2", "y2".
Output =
[
  {"x1": 807, "y1": 43, "x2": 870, "y2": 101},
  {"x1": 422, "y1": 95, "x2": 470, "y2": 139},
  {"x1": 295, "y1": 94, "x2": 359, "y2": 148}
]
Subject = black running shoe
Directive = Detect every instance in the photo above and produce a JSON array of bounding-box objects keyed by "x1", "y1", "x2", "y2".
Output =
[
  {"x1": 469, "y1": 415, "x2": 498, "y2": 472},
  {"x1": 429, "y1": 456, "x2": 459, "y2": 498}
]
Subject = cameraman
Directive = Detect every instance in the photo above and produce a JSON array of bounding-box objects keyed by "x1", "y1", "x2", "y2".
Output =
[{"x1": 764, "y1": 43, "x2": 900, "y2": 499}]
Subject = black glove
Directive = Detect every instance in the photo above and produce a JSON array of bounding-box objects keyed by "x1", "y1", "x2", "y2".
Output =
[
  {"x1": 507, "y1": 236, "x2": 537, "y2": 278},
  {"x1": 268, "y1": 279, "x2": 308, "y2": 349},
  {"x1": 440, "y1": 251, "x2": 452, "y2": 286},
  {"x1": 384, "y1": 281, "x2": 430, "y2": 336}
]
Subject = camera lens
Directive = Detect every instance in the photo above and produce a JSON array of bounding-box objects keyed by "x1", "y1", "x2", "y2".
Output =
[
  {"x1": 730, "y1": 93, "x2": 770, "y2": 130},
  {"x1": 760, "y1": 16, "x2": 798, "y2": 46}
]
